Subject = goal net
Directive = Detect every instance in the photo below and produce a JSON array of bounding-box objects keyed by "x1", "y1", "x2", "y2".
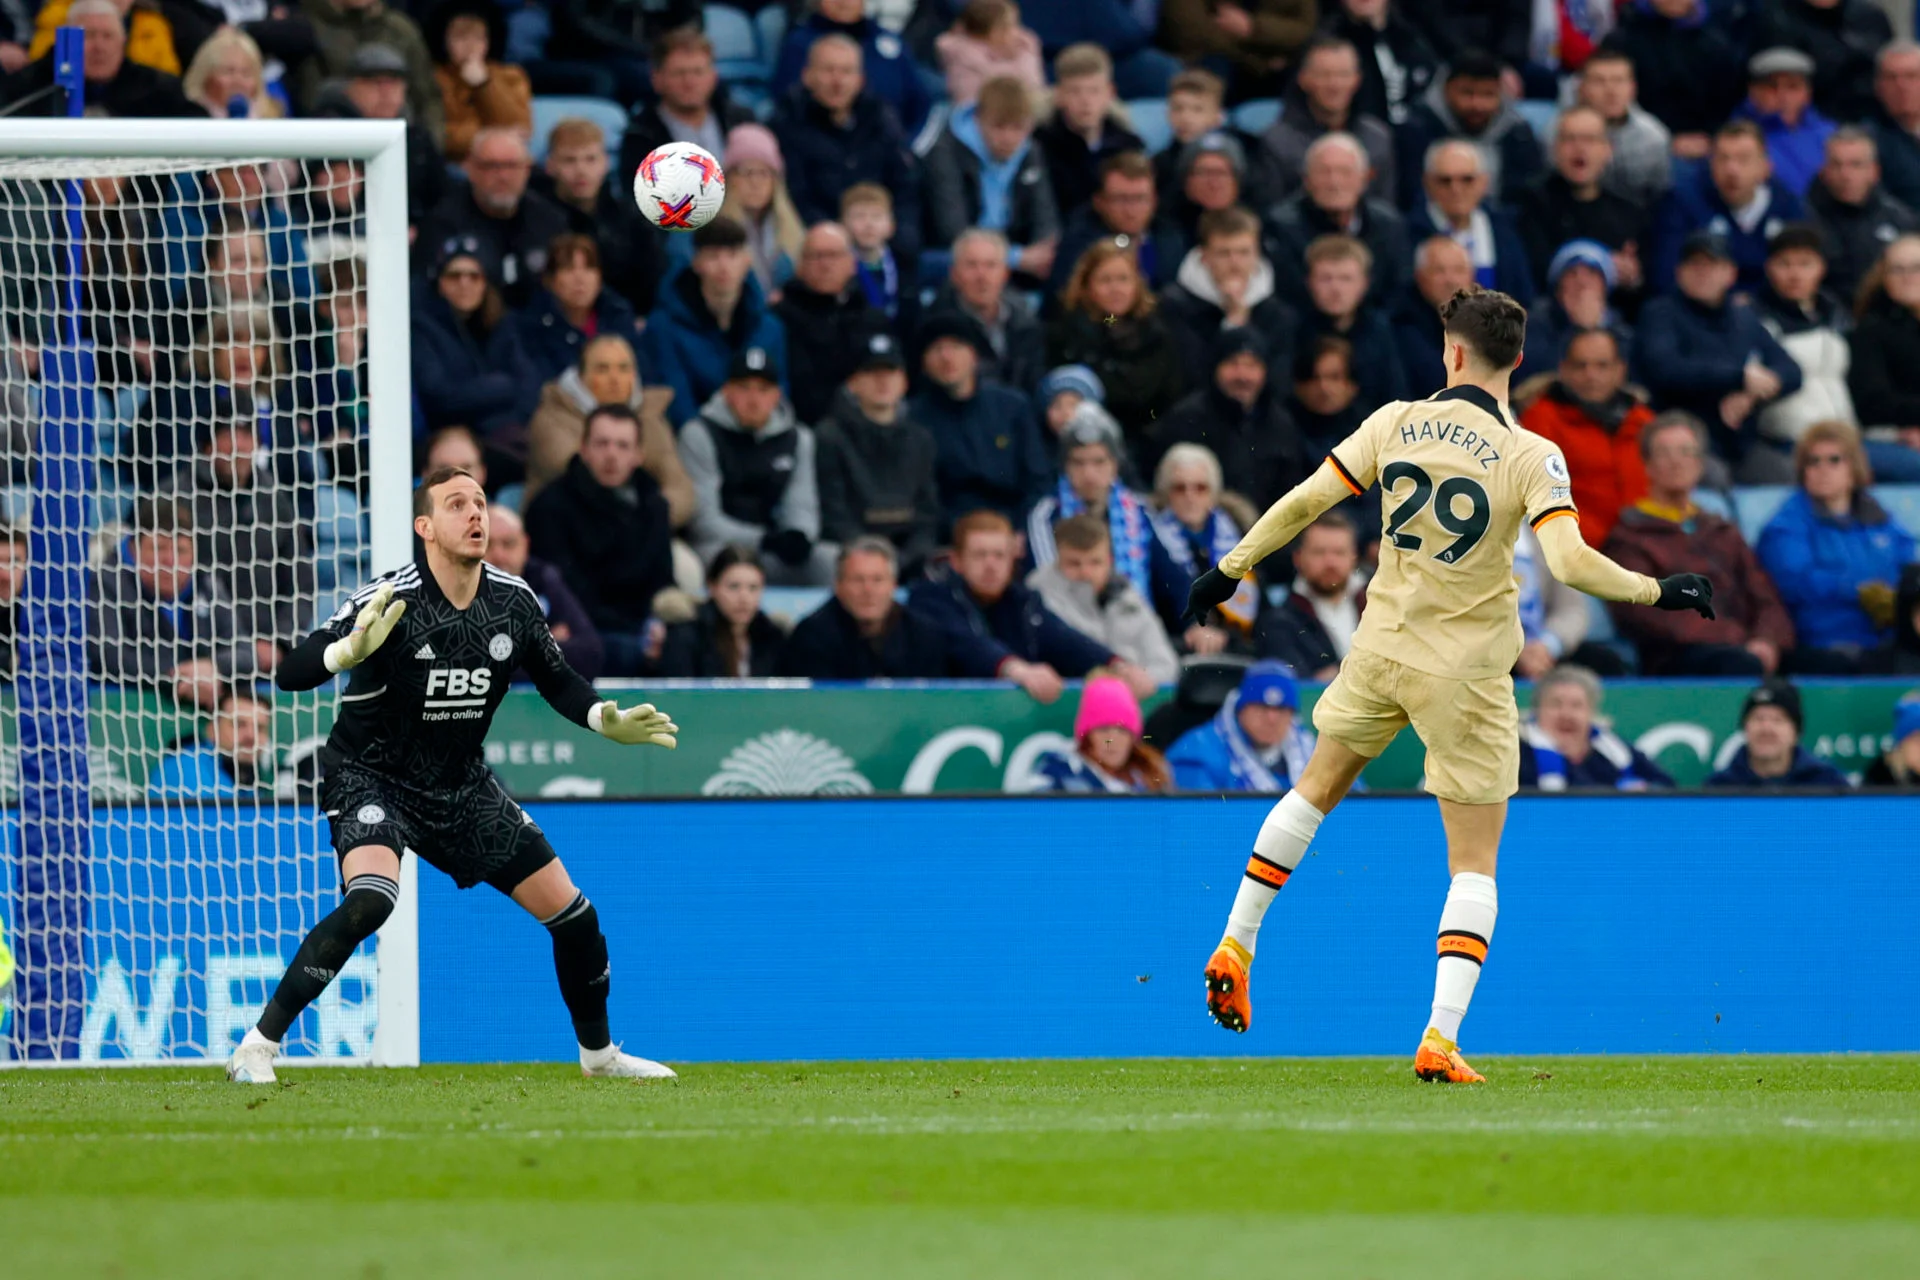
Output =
[{"x1": 0, "y1": 121, "x2": 414, "y2": 1065}]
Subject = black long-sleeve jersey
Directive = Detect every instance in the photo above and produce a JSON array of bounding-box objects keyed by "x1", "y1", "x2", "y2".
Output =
[{"x1": 278, "y1": 561, "x2": 601, "y2": 791}]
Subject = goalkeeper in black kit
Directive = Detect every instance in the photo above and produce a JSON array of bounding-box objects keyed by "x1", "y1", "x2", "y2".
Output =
[{"x1": 226, "y1": 467, "x2": 681, "y2": 1084}]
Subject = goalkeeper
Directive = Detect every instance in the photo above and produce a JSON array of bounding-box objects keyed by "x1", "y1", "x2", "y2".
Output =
[{"x1": 227, "y1": 467, "x2": 681, "y2": 1084}]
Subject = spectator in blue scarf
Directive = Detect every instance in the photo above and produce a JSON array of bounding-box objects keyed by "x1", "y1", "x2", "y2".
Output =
[
  {"x1": 1733, "y1": 48, "x2": 1835, "y2": 200},
  {"x1": 922, "y1": 76, "x2": 1060, "y2": 286},
  {"x1": 1519, "y1": 664, "x2": 1673, "y2": 790},
  {"x1": 1167, "y1": 661, "x2": 1319, "y2": 792},
  {"x1": 1149, "y1": 442, "x2": 1257, "y2": 652},
  {"x1": 1025, "y1": 403, "x2": 1179, "y2": 618}
]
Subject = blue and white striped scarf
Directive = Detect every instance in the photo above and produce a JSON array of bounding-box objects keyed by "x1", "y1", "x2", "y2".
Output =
[
  {"x1": 1215, "y1": 691, "x2": 1315, "y2": 792},
  {"x1": 1152, "y1": 505, "x2": 1259, "y2": 628},
  {"x1": 1055, "y1": 479, "x2": 1152, "y2": 598}
]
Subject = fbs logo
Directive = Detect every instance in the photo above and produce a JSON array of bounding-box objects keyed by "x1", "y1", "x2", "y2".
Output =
[{"x1": 426, "y1": 668, "x2": 493, "y2": 698}]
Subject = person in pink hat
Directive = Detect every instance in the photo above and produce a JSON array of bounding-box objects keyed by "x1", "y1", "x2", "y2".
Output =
[{"x1": 1032, "y1": 675, "x2": 1173, "y2": 793}]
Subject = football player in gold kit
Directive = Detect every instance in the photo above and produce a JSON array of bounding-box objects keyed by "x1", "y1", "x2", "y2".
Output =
[{"x1": 1183, "y1": 288, "x2": 1716, "y2": 1082}]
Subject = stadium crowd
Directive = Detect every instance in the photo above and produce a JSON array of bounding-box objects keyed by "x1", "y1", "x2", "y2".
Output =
[{"x1": 4, "y1": 0, "x2": 1920, "y2": 795}]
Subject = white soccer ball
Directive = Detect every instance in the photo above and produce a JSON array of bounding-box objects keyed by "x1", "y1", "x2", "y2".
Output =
[{"x1": 633, "y1": 142, "x2": 727, "y2": 232}]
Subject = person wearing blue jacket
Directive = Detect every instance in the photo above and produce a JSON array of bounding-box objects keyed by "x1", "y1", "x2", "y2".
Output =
[
  {"x1": 410, "y1": 239, "x2": 540, "y2": 441},
  {"x1": 642, "y1": 218, "x2": 788, "y2": 429},
  {"x1": 907, "y1": 310, "x2": 1053, "y2": 536},
  {"x1": 771, "y1": 0, "x2": 933, "y2": 138},
  {"x1": 1757, "y1": 422, "x2": 1919, "y2": 672},
  {"x1": 147, "y1": 689, "x2": 273, "y2": 799},
  {"x1": 1706, "y1": 679, "x2": 1851, "y2": 789},
  {"x1": 1733, "y1": 49, "x2": 1836, "y2": 200},
  {"x1": 1649, "y1": 121, "x2": 1805, "y2": 295},
  {"x1": 1632, "y1": 231, "x2": 1802, "y2": 479},
  {"x1": 921, "y1": 84, "x2": 1060, "y2": 283},
  {"x1": 904, "y1": 511, "x2": 1123, "y2": 703},
  {"x1": 1166, "y1": 662, "x2": 1317, "y2": 793},
  {"x1": 510, "y1": 235, "x2": 646, "y2": 385},
  {"x1": 770, "y1": 41, "x2": 923, "y2": 264}
]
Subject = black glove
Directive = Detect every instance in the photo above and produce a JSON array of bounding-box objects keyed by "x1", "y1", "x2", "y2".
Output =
[
  {"x1": 1181, "y1": 567, "x2": 1240, "y2": 626},
  {"x1": 761, "y1": 528, "x2": 812, "y2": 567},
  {"x1": 1654, "y1": 573, "x2": 1716, "y2": 619}
]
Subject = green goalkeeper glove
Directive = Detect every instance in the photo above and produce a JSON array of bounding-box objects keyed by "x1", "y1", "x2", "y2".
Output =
[
  {"x1": 324, "y1": 583, "x2": 407, "y2": 673},
  {"x1": 592, "y1": 700, "x2": 679, "y2": 749}
]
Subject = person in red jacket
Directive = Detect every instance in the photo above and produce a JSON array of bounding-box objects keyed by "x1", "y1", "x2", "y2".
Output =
[
  {"x1": 1602, "y1": 411, "x2": 1796, "y2": 676},
  {"x1": 1519, "y1": 327, "x2": 1652, "y2": 545}
]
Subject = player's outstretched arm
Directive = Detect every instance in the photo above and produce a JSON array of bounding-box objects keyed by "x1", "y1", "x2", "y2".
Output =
[
  {"x1": 1533, "y1": 514, "x2": 1716, "y2": 617},
  {"x1": 1183, "y1": 462, "x2": 1356, "y2": 624},
  {"x1": 521, "y1": 615, "x2": 679, "y2": 748},
  {"x1": 275, "y1": 583, "x2": 407, "y2": 692}
]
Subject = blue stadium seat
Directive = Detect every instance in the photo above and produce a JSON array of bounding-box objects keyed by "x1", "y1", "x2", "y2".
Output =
[
  {"x1": 1731, "y1": 485, "x2": 1792, "y2": 543},
  {"x1": 313, "y1": 483, "x2": 369, "y2": 595},
  {"x1": 705, "y1": 5, "x2": 766, "y2": 89},
  {"x1": 529, "y1": 95, "x2": 628, "y2": 163},
  {"x1": 1514, "y1": 99, "x2": 1558, "y2": 141},
  {"x1": 1230, "y1": 98, "x2": 1282, "y2": 136},
  {"x1": 1124, "y1": 98, "x2": 1172, "y2": 154},
  {"x1": 1871, "y1": 484, "x2": 1920, "y2": 533},
  {"x1": 761, "y1": 585, "x2": 830, "y2": 625},
  {"x1": 752, "y1": 4, "x2": 789, "y2": 78},
  {"x1": 1692, "y1": 488, "x2": 1734, "y2": 523}
]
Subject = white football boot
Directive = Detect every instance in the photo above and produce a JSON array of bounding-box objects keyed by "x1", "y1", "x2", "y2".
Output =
[
  {"x1": 226, "y1": 1028, "x2": 280, "y2": 1084},
  {"x1": 580, "y1": 1043, "x2": 677, "y2": 1080}
]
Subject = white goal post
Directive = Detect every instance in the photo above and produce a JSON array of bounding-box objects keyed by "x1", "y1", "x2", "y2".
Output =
[{"x1": 0, "y1": 120, "x2": 416, "y2": 1067}]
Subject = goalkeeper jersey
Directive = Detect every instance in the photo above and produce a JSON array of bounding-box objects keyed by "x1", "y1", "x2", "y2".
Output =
[
  {"x1": 1321, "y1": 385, "x2": 1578, "y2": 681},
  {"x1": 277, "y1": 561, "x2": 600, "y2": 791}
]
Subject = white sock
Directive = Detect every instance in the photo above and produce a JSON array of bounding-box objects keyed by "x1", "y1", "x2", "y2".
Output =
[
  {"x1": 241, "y1": 1026, "x2": 279, "y2": 1051},
  {"x1": 580, "y1": 1041, "x2": 620, "y2": 1069},
  {"x1": 1429, "y1": 872, "x2": 1498, "y2": 1042},
  {"x1": 1224, "y1": 791, "x2": 1325, "y2": 958}
]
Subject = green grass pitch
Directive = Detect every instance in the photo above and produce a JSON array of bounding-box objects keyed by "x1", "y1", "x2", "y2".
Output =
[{"x1": 5, "y1": 1056, "x2": 1919, "y2": 1278}]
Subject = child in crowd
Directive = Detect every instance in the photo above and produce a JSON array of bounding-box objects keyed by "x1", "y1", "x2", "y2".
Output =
[
  {"x1": 1037, "y1": 364, "x2": 1105, "y2": 437},
  {"x1": 1155, "y1": 69, "x2": 1230, "y2": 197},
  {"x1": 936, "y1": 0, "x2": 1044, "y2": 106},
  {"x1": 1034, "y1": 43, "x2": 1145, "y2": 218},
  {"x1": 841, "y1": 182, "x2": 913, "y2": 328}
]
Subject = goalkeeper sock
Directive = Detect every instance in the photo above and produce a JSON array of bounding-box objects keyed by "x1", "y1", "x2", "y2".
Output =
[
  {"x1": 258, "y1": 874, "x2": 398, "y2": 1041},
  {"x1": 543, "y1": 892, "x2": 612, "y2": 1052},
  {"x1": 1428, "y1": 872, "x2": 1498, "y2": 1043},
  {"x1": 1223, "y1": 791, "x2": 1324, "y2": 958}
]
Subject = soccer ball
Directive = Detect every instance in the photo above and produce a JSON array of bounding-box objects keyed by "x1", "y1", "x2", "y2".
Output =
[{"x1": 633, "y1": 142, "x2": 727, "y2": 232}]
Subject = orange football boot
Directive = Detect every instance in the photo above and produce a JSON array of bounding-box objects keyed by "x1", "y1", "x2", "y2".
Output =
[
  {"x1": 1413, "y1": 1028, "x2": 1485, "y2": 1083},
  {"x1": 1204, "y1": 938, "x2": 1253, "y2": 1032}
]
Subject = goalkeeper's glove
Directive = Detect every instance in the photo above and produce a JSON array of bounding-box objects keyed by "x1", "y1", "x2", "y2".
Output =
[
  {"x1": 591, "y1": 699, "x2": 679, "y2": 749},
  {"x1": 1181, "y1": 567, "x2": 1241, "y2": 627},
  {"x1": 1654, "y1": 573, "x2": 1716, "y2": 619},
  {"x1": 324, "y1": 583, "x2": 407, "y2": 673}
]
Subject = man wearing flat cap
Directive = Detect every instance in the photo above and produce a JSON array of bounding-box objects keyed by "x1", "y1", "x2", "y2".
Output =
[{"x1": 1733, "y1": 47, "x2": 1836, "y2": 200}]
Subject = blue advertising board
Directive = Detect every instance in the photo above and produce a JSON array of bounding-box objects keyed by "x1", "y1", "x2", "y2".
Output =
[
  {"x1": 2, "y1": 809, "x2": 374, "y2": 1061},
  {"x1": 418, "y1": 795, "x2": 1920, "y2": 1062}
]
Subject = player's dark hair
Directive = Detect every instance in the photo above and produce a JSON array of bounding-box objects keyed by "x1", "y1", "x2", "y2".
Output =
[
  {"x1": 1439, "y1": 286, "x2": 1527, "y2": 370},
  {"x1": 1446, "y1": 49, "x2": 1504, "y2": 84},
  {"x1": 414, "y1": 465, "x2": 476, "y2": 518},
  {"x1": 692, "y1": 216, "x2": 748, "y2": 252},
  {"x1": 583, "y1": 402, "x2": 642, "y2": 444}
]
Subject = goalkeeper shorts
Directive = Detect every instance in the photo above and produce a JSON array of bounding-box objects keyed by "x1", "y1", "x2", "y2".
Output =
[{"x1": 321, "y1": 765, "x2": 557, "y2": 892}]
